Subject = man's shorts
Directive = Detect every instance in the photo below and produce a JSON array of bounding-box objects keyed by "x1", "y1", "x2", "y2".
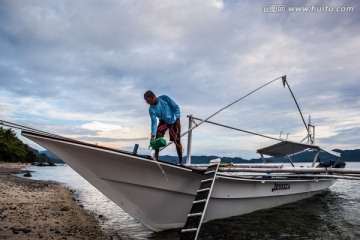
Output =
[{"x1": 156, "y1": 120, "x2": 181, "y2": 142}]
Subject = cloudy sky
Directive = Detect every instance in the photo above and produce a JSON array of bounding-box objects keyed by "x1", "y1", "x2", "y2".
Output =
[{"x1": 1, "y1": 0, "x2": 359, "y2": 159}]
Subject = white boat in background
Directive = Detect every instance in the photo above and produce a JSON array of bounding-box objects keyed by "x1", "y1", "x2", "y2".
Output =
[{"x1": 3, "y1": 76, "x2": 360, "y2": 237}]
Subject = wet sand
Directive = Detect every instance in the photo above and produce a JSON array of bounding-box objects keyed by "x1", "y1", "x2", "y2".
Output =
[{"x1": 0, "y1": 162, "x2": 108, "y2": 239}]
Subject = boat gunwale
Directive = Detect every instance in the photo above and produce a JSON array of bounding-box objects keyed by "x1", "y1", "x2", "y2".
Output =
[{"x1": 21, "y1": 130, "x2": 194, "y2": 172}]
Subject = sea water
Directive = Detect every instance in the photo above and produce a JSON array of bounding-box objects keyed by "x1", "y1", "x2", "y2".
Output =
[{"x1": 21, "y1": 163, "x2": 360, "y2": 240}]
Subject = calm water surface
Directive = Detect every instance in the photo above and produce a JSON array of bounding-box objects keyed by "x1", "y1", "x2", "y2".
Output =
[{"x1": 22, "y1": 162, "x2": 360, "y2": 240}]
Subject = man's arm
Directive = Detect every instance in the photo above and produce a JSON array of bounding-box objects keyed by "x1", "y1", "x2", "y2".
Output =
[{"x1": 149, "y1": 109, "x2": 157, "y2": 138}]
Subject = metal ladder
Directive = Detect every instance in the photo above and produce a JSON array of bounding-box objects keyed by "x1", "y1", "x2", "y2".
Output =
[{"x1": 180, "y1": 159, "x2": 221, "y2": 240}]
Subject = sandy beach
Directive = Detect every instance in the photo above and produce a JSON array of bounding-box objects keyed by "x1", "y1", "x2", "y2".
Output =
[{"x1": 0, "y1": 162, "x2": 108, "y2": 240}]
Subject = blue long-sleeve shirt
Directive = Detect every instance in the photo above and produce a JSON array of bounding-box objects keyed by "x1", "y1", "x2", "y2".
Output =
[{"x1": 149, "y1": 95, "x2": 181, "y2": 136}]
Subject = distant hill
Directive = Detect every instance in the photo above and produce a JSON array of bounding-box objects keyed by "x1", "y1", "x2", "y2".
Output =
[
  {"x1": 22, "y1": 148, "x2": 360, "y2": 165},
  {"x1": 159, "y1": 149, "x2": 360, "y2": 164},
  {"x1": 37, "y1": 148, "x2": 360, "y2": 166},
  {"x1": 334, "y1": 149, "x2": 360, "y2": 162},
  {"x1": 39, "y1": 150, "x2": 64, "y2": 163},
  {"x1": 2, "y1": 126, "x2": 359, "y2": 165}
]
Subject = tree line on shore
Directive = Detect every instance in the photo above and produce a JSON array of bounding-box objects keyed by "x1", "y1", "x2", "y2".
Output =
[{"x1": 0, "y1": 127, "x2": 52, "y2": 163}]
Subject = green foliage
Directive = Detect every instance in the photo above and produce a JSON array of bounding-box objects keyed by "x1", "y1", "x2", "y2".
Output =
[{"x1": 0, "y1": 127, "x2": 44, "y2": 163}]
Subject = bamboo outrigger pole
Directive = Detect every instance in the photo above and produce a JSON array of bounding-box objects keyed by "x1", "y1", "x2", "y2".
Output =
[{"x1": 215, "y1": 167, "x2": 360, "y2": 175}]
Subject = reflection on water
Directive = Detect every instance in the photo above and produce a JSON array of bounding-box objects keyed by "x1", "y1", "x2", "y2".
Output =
[
  {"x1": 22, "y1": 163, "x2": 360, "y2": 240},
  {"x1": 198, "y1": 190, "x2": 360, "y2": 240}
]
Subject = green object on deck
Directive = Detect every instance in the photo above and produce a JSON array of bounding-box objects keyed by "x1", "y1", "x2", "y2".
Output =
[{"x1": 150, "y1": 138, "x2": 167, "y2": 149}]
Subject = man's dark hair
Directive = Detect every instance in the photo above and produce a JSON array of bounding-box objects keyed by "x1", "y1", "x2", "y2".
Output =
[{"x1": 144, "y1": 90, "x2": 155, "y2": 99}]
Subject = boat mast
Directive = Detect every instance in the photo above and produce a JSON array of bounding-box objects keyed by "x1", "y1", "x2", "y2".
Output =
[{"x1": 281, "y1": 76, "x2": 310, "y2": 140}]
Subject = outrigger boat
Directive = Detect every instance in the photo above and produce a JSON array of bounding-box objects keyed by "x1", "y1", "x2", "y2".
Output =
[{"x1": 2, "y1": 76, "x2": 360, "y2": 239}]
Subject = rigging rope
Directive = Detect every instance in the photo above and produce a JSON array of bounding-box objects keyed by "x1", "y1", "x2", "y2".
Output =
[
  {"x1": 160, "y1": 75, "x2": 285, "y2": 151},
  {"x1": 190, "y1": 116, "x2": 281, "y2": 141},
  {"x1": 0, "y1": 120, "x2": 57, "y2": 137}
]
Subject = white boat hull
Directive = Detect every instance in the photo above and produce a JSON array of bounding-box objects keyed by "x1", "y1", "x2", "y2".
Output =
[{"x1": 23, "y1": 132, "x2": 336, "y2": 231}]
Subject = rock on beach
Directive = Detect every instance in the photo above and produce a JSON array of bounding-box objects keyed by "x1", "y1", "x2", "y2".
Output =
[{"x1": 0, "y1": 162, "x2": 108, "y2": 239}]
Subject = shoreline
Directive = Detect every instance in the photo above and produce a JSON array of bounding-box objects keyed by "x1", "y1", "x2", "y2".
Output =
[{"x1": 0, "y1": 162, "x2": 108, "y2": 239}]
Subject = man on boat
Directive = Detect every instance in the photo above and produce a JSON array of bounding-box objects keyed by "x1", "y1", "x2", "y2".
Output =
[{"x1": 144, "y1": 90, "x2": 183, "y2": 165}]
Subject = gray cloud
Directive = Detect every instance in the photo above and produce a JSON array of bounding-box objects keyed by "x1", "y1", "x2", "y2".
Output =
[{"x1": 0, "y1": 0, "x2": 359, "y2": 157}]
